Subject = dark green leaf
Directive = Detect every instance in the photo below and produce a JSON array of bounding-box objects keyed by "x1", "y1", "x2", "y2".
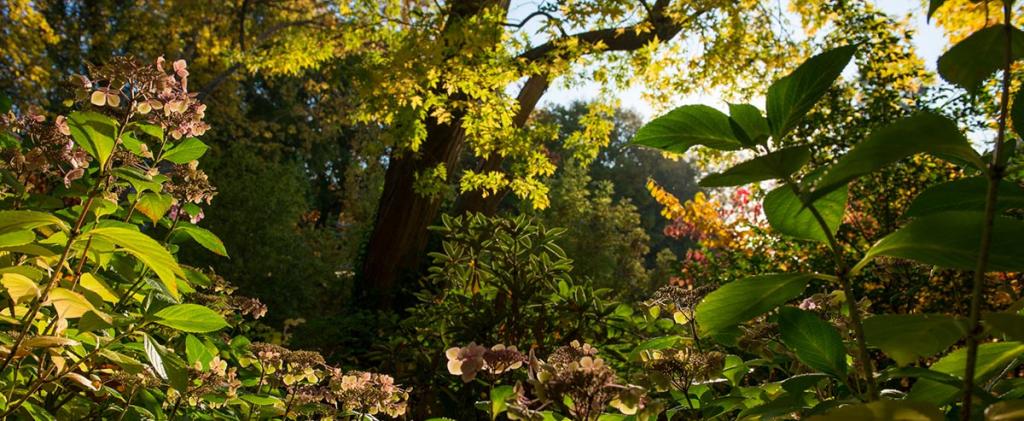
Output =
[
  {"x1": 695, "y1": 273, "x2": 813, "y2": 336},
  {"x1": 173, "y1": 224, "x2": 228, "y2": 257},
  {"x1": 700, "y1": 146, "x2": 810, "y2": 187},
  {"x1": 863, "y1": 314, "x2": 968, "y2": 366},
  {"x1": 160, "y1": 137, "x2": 209, "y2": 164},
  {"x1": 722, "y1": 355, "x2": 749, "y2": 386},
  {"x1": 781, "y1": 373, "x2": 829, "y2": 394},
  {"x1": 812, "y1": 113, "x2": 984, "y2": 201},
  {"x1": 1014, "y1": 86, "x2": 1024, "y2": 141},
  {"x1": 113, "y1": 167, "x2": 167, "y2": 194},
  {"x1": 905, "y1": 177, "x2": 1024, "y2": 218},
  {"x1": 728, "y1": 103, "x2": 770, "y2": 145},
  {"x1": 241, "y1": 394, "x2": 281, "y2": 406},
  {"x1": 0, "y1": 93, "x2": 11, "y2": 113},
  {"x1": 153, "y1": 304, "x2": 228, "y2": 333},
  {"x1": 766, "y1": 45, "x2": 856, "y2": 139},
  {"x1": 806, "y1": 400, "x2": 943, "y2": 421},
  {"x1": 764, "y1": 184, "x2": 846, "y2": 242},
  {"x1": 908, "y1": 342, "x2": 1024, "y2": 405},
  {"x1": 68, "y1": 111, "x2": 118, "y2": 169},
  {"x1": 937, "y1": 25, "x2": 1024, "y2": 93},
  {"x1": 633, "y1": 105, "x2": 743, "y2": 153},
  {"x1": 854, "y1": 211, "x2": 1024, "y2": 273},
  {"x1": 778, "y1": 307, "x2": 847, "y2": 378},
  {"x1": 984, "y1": 312, "x2": 1024, "y2": 341}
]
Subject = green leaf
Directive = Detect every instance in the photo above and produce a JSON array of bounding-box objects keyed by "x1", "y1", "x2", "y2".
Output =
[
  {"x1": 722, "y1": 355, "x2": 749, "y2": 386},
  {"x1": 153, "y1": 304, "x2": 228, "y2": 333},
  {"x1": 84, "y1": 227, "x2": 184, "y2": 298},
  {"x1": 853, "y1": 211, "x2": 1024, "y2": 273},
  {"x1": 1014, "y1": 87, "x2": 1024, "y2": 141},
  {"x1": 764, "y1": 184, "x2": 846, "y2": 242},
  {"x1": 133, "y1": 123, "x2": 164, "y2": 141},
  {"x1": 185, "y1": 334, "x2": 215, "y2": 370},
  {"x1": 766, "y1": 45, "x2": 856, "y2": 139},
  {"x1": 984, "y1": 312, "x2": 1024, "y2": 341},
  {"x1": 142, "y1": 333, "x2": 189, "y2": 392},
  {"x1": 781, "y1": 373, "x2": 829, "y2": 394},
  {"x1": 490, "y1": 385, "x2": 515, "y2": 419},
  {"x1": 806, "y1": 400, "x2": 943, "y2": 421},
  {"x1": 811, "y1": 112, "x2": 983, "y2": 201},
  {"x1": 908, "y1": 342, "x2": 1024, "y2": 405},
  {"x1": 0, "y1": 210, "x2": 68, "y2": 234},
  {"x1": 695, "y1": 273, "x2": 813, "y2": 336},
  {"x1": 134, "y1": 192, "x2": 174, "y2": 224},
  {"x1": 240, "y1": 394, "x2": 281, "y2": 406},
  {"x1": 778, "y1": 307, "x2": 847, "y2": 379},
  {"x1": 173, "y1": 223, "x2": 228, "y2": 257},
  {"x1": 633, "y1": 105, "x2": 743, "y2": 153},
  {"x1": 68, "y1": 111, "x2": 118, "y2": 169},
  {"x1": 905, "y1": 177, "x2": 1024, "y2": 218},
  {"x1": 863, "y1": 314, "x2": 968, "y2": 366},
  {"x1": 700, "y1": 146, "x2": 810, "y2": 187},
  {"x1": 0, "y1": 230, "x2": 35, "y2": 248},
  {"x1": 728, "y1": 103, "x2": 770, "y2": 145},
  {"x1": 937, "y1": 24, "x2": 1024, "y2": 93},
  {"x1": 113, "y1": 167, "x2": 167, "y2": 194},
  {"x1": 160, "y1": 137, "x2": 208, "y2": 164}
]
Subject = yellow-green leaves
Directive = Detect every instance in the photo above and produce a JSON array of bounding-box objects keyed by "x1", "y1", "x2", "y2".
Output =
[
  {"x1": 766, "y1": 45, "x2": 856, "y2": 140},
  {"x1": 694, "y1": 273, "x2": 813, "y2": 336},
  {"x1": 863, "y1": 314, "x2": 968, "y2": 366},
  {"x1": 48, "y1": 288, "x2": 108, "y2": 321},
  {"x1": 764, "y1": 184, "x2": 847, "y2": 243},
  {"x1": 632, "y1": 105, "x2": 743, "y2": 154},
  {"x1": 173, "y1": 224, "x2": 228, "y2": 257},
  {"x1": 908, "y1": 342, "x2": 1024, "y2": 405},
  {"x1": 82, "y1": 227, "x2": 184, "y2": 298},
  {"x1": 854, "y1": 212, "x2": 1024, "y2": 274},
  {"x1": 778, "y1": 307, "x2": 847, "y2": 379},
  {"x1": 699, "y1": 146, "x2": 810, "y2": 187},
  {"x1": 905, "y1": 177, "x2": 1024, "y2": 218},
  {"x1": 2, "y1": 273, "x2": 40, "y2": 304},
  {"x1": 134, "y1": 192, "x2": 174, "y2": 224},
  {"x1": 0, "y1": 210, "x2": 68, "y2": 234},
  {"x1": 937, "y1": 25, "x2": 1024, "y2": 93},
  {"x1": 152, "y1": 304, "x2": 228, "y2": 333},
  {"x1": 160, "y1": 137, "x2": 208, "y2": 164},
  {"x1": 810, "y1": 112, "x2": 983, "y2": 201},
  {"x1": 68, "y1": 111, "x2": 118, "y2": 170}
]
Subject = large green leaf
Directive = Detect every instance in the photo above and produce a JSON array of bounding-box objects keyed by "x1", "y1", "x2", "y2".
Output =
[
  {"x1": 0, "y1": 210, "x2": 68, "y2": 234},
  {"x1": 806, "y1": 400, "x2": 943, "y2": 421},
  {"x1": 908, "y1": 342, "x2": 1024, "y2": 405},
  {"x1": 863, "y1": 314, "x2": 968, "y2": 366},
  {"x1": 160, "y1": 137, "x2": 209, "y2": 164},
  {"x1": 153, "y1": 304, "x2": 228, "y2": 333},
  {"x1": 811, "y1": 113, "x2": 983, "y2": 201},
  {"x1": 83, "y1": 227, "x2": 184, "y2": 298},
  {"x1": 633, "y1": 105, "x2": 743, "y2": 153},
  {"x1": 695, "y1": 273, "x2": 813, "y2": 336},
  {"x1": 905, "y1": 177, "x2": 1024, "y2": 218},
  {"x1": 68, "y1": 111, "x2": 118, "y2": 170},
  {"x1": 766, "y1": 45, "x2": 856, "y2": 139},
  {"x1": 700, "y1": 146, "x2": 810, "y2": 187},
  {"x1": 764, "y1": 184, "x2": 847, "y2": 242},
  {"x1": 185, "y1": 334, "x2": 215, "y2": 371},
  {"x1": 728, "y1": 103, "x2": 770, "y2": 145},
  {"x1": 134, "y1": 192, "x2": 174, "y2": 224},
  {"x1": 173, "y1": 224, "x2": 228, "y2": 257},
  {"x1": 778, "y1": 307, "x2": 847, "y2": 379},
  {"x1": 142, "y1": 333, "x2": 189, "y2": 392},
  {"x1": 937, "y1": 25, "x2": 1024, "y2": 93},
  {"x1": 853, "y1": 211, "x2": 1024, "y2": 274},
  {"x1": 113, "y1": 167, "x2": 167, "y2": 194}
]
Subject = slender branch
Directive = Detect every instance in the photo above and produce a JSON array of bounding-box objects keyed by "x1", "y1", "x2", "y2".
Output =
[{"x1": 961, "y1": 3, "x2": 1014, "y2": 418}]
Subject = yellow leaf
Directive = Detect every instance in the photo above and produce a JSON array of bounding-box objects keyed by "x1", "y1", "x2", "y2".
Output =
[
  {"x1": 79, "y1": 273, "x2": 118, "y2": 303},
  {"x1": 23, "y1": 335, "x2": 80, "y2": 348},
  {"x1": 47, "y1": 288, "x2": 109, "y2": 322},
  {"x1": 2, "y1": 273, "x2": 40, "y2": 304}
]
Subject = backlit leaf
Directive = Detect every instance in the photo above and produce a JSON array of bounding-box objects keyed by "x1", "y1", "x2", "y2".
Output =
[
  {"x1": 863, "y1": 314, "x2": 968, "y2": 366},
  {"x1": 695, "y1": 273, "x2": 813, "y2": 336},
  {"x1": 766, "y1": 45, "x2": 856, "y2": 139},
  {"x1": 153, "y1": 304, "x2": 228, "y2": 333},
  {"x1": 778, "y1": 307, "x2": 847, "y2": 379},
  {"x1": 633, "y1": 105, "x2": 743, "y2": 154},
  {"x1": 700, "y1": 146, "x2": 810, "y2": 187},
  {"x1": 68, "y1": 111, "x2": 118, "y2": 169},
  {"x1": 937, "y1": 25, "x2": 1024, "y2": 93},
  {"x1": 764, "y1": 184, "x2": 846, "y2": 242}
]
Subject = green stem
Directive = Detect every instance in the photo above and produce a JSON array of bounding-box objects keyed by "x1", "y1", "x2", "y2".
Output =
[{"x1": 961, "y1": 3, "x2": 1014, "y2": 418}]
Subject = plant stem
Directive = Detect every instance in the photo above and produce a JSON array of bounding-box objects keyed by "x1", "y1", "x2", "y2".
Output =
[
  {"x1": 788, "y1": 182, "x2": 877, "y2": 400},
  {"x1": 961, "y1": 3, "x2": 1014, "y2": 418}
]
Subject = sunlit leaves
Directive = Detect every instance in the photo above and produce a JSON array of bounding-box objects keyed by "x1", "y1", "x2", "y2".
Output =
[
  {"x1": 143, "y1": 333, "x2": 189, "y2": 392},
  {"x1": 152, "y1": 304, "x2": 228, "y2": 333},
  {"x1": 937, "y1": 24, "x2": 1024, "y2": 93},
  {"x1": 854, "y1": 212, "x2": 1024, "y2": 273},
  {"x1": 83, "y1": 227, "x2": 184, "y2": 298},
  {"x1": 904, "y1": 177, "x2": 1024, "y2": 218},
  {"x1": 863, "y1": 314, "x2": 968, "y2": 366},
  {"x1": 632, "y1": 105, "x2": 743, "y2": 154},
  {"x1": 778, "y1": 307, "x2": 847, "y2": 379},
  {"x1": 695, "y1": 273, "x2": 813, "y2": 336},
  {"x1": 2, "y1": 273, "x2": 40, "y2": 304},
  {"x1": 134, "y1": 192, "x2": 174, "y2": 224},
  {"x1": 766, "y1": 45, "x2": 856, "y2": 139},
  {"x1": 68, "y1": 111, "x2": 118, "y2": 170},
  {"x1": 764, "y1": 184, "x2": 846, "y2": 243},
  {"x1": 908, "y1": 342, "x2": 1024, "y2": 405},
  {"x1": 0, "y1": 210, "x2": 68, "y2": 234},
  {"x1": 172, "y1": 224, "x2": 229, "y2": 257},
  {"x1": 160, "y1": 137, "x2": 209, "y2": 164},
  {"x1": 811, "y1": 112, "x2": 983, "y2": 201},
  {"x1": 700, "y1": 146, "x2": 810, "y2": 187}
]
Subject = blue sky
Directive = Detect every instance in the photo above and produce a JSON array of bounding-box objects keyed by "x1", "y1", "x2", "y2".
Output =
[{"x1": 520, "y1": 1, "x2": 948, "y2": 119}]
